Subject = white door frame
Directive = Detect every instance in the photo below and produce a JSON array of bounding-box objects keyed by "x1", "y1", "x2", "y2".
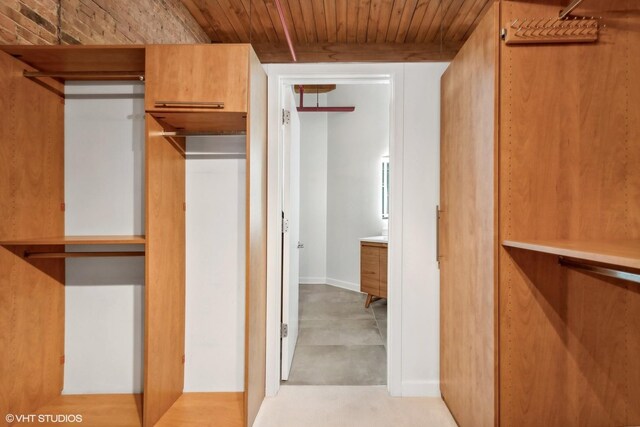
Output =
[{"x1": 265, "y1": 63, "x2": 405, "y2": 397}]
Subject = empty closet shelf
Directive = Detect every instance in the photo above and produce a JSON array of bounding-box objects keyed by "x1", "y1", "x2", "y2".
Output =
[
  {"x1": 502, "y1": 239, "x2": 640, "y2": 270},
  {"x1": 32, "y1": 394, "x2": 143, "y2": 427},
  {"x1": 0, "y1": 235, "x2": 146, "y2": 246}
]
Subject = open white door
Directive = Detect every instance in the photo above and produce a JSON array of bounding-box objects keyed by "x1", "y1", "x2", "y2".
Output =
[{"x1": 281, "y1": 87, "x2": 301, "y2": 381}]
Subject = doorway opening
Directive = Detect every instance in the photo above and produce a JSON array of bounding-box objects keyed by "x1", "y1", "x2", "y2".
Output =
[{"x1": 280, "y1": 82, "x2": 391, "y2": 386}]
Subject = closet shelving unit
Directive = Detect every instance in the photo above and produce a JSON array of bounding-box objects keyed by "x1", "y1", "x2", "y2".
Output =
[
  {"x1": 439, "y1": 1, "x2": 639, "y2": 426},
  {"x1": 0, "y1": 44, "x2": 266, "y2": 427}
]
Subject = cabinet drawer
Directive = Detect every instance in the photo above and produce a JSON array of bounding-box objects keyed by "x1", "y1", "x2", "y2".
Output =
[
  {"x1": 379, "y1": 247, "x2": 388, "y2": 298},
  {"x1": 145, "y1": 45, "x2": 249, "y2": 113},
  {"x1": 361, "y1": 277, "x2": 379, "y2": 295},
  {"x1": 361, "y1": 244, "x2": 380, "y2": 294}
]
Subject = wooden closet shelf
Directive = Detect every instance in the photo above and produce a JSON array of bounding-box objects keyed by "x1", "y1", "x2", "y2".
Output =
[
  {"x1": 151, "y1": 111, "x2": 247, "y2": 133},
  {"x1": 0, "y1": 235, "x2": 146, "y2": 246},
  {"x1": 155, "y1": 392, "x2": 244, "y2": 427},
  {"x1": 0, "y1": 45, "x2": 145, "y2": 76},
  {"x1": 502, "y1": 239, "x2": 640, "y2": 270},
  {"x1": 33, "y1": 394, "x2": 143, "y2": 427}
]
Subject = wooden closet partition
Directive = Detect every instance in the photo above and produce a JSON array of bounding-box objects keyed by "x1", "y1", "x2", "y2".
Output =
[
  {"x1": 440, "y1": 1, "x2": 640, "y2": 426},
  {"x1": 0, "y1": 51, "x2": 65, "y2": 420},
  {"x1": 244, "y1": 48, "x2": 268, "y2": 427},
  {"x1": 439, "y1": 5, "x2": 498, "y2": 427},
  {"x1": 143, "y1": 116, "x2": 186, "y2": 427}
]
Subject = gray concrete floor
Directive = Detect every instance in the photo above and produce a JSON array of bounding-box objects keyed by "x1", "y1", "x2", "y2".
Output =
[{"x1": 285, "y1": 284, "x2": 387, "y2": 385}]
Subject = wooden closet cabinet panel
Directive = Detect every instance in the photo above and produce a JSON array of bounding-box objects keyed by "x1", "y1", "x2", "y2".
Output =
[
  {"x1": 145, "y1": 44, "x2": 250, "y2": 113},
  {"x1": 441, "y1": 1, "x2": 640, "y2": 426},
  {"x1": 361, "y1": 244, "x2": 380, "y2": 295},
  {"x1": 0, "y1": 51, "x2": 65, "y2": 421},
  {"x1": 144, "y1": 115, "x2": 186, "y2": 427}
]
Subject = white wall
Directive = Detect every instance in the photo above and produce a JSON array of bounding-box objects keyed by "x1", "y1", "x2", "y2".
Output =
[
  {"x1": 64, "y1": 82, "x2": 145, "y2": 393},
  {"x1": 298, "y1": 95, "x2": 328, "y2": 284},
  {"x1": 326, "y1": 85, "x2": 389, "y2": 289},
  {"x1": 265, "y1": 62, "x2": 449, "y2": 398},
  {"x1": 64, "y1": 84, "x2": 246, "y2": 394},
  {"x1": 400, "y1": 63, "x2": 449, "y2": 394},
  {"x1": 184, "y1": 137, "x2": 246, "y2": 392}
]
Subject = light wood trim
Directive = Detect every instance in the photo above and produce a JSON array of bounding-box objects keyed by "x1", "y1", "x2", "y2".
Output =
[
  {"x1": 0, "y1": 50, "x2": 65, "y2": 421},
  {"x1": 244, "y1": 46, "x2": 268, "y2": 427},
  {"x1": 0, "y1": 235, "x2": 145, "y2": 246},
  {"x1": 439, "y1": 4, "x2": 498, "y2": 427},
  {"x1": 31, "y1": 394, "x2": 143, "y2": 427},
  {"x1": 503, "y1": 240, "x2": 640, "y2": 270},
  {"x1": 143, "y1": 115, "x2": 186, "y2": 427},
  {"x1": 155, "y1": 392, "x2": 244, "y2": 427}
]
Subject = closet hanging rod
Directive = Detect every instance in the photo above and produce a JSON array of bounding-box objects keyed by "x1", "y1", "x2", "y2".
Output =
[
  {"x1": 559, "y1": 257, "x2": 640, "y2": 284},
  {"x1": 559, "y1": 0, "x2": 585, "y2": 19},
  {"x1": 23, "y1": 70, "x2": 145, "y2": 81},
  {"x1": 161, "y1": 131, "x2": 247, "y2": 137},
  {"x1": 25, "y1": 251, "x2": 145, "y2": 259}
]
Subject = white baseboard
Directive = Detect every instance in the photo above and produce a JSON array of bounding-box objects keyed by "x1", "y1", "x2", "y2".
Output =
[
  {"x1": 299, "y1": 277, "x2": 327, "y2": 285},
  {"x1": 325, "y1": 277, "x2": 361, "y2": 293},
  {"x1": 401, "y1": 380, "x2": 441, "y2": 397}
]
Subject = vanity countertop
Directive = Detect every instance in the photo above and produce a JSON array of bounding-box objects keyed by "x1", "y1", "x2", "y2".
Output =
[{"x1": 360, "y1": 235, "x2": 388, "y2": 244}]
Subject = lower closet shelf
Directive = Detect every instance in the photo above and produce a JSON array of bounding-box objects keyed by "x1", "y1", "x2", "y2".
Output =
[
  {"x1": 31, "y1": 394, "x2": 142, "y2": 427},
  {"x1": 155, "y1": 393, "x2": 244, "y2": 427}
]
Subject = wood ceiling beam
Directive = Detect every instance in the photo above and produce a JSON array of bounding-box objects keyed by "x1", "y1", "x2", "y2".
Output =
[{"x1": 251, "y1": 41, "x2": 462, "y2": 63}]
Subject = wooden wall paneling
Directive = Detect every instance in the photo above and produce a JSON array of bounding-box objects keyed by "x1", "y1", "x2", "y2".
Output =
[
  {"x1": 0, "y1": 51, "x2": 65, "y2": 422},
  {"x1": 439, "y1": 4, "x2": 498, "y2": 427},
  {"x1": 145, "y1": 44, "x2": 249, "y2": 113},
  {"x1": 143, "y1": 115, "x2": 186, "y2": 427},
  {"x1": 499, "y1": 1, "x2": 640, "y2": 425},
  {"x1": 244, "y1": 47, "x2": 268, "y2": 427}
]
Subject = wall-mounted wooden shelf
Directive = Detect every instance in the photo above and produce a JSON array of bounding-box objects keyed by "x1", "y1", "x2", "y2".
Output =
[
  {"x1": 0, "y1": 235, "x2": 146, "y2": 246},
  {"x1": 502, "y1": 239, "x2": 640, "y2": 270}
]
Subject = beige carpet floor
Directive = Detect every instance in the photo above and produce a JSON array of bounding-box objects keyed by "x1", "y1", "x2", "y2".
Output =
[{"x1": 253, "y1": 386, "x2": 458, "y2": 427}]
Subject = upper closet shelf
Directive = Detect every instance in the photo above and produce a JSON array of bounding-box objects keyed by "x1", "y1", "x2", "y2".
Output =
[
  {"x1": 0, "y1": 235, "x2": 146, "y2": 246},
  {"x1": 0, "y1": 45, "x2": 145, "y2": 81},
  {"x1": 502, "y1": 239, "x2": 640, "y2": 270}
]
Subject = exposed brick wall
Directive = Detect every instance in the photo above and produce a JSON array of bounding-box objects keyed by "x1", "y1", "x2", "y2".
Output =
[{"x1": 0, "y1": 0, "x2": 210, "y2": 45}]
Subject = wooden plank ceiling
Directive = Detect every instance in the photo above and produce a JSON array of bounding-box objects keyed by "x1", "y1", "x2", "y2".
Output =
[{"x1": 181, "y1": 0, "x2": 494, "y2": 62}]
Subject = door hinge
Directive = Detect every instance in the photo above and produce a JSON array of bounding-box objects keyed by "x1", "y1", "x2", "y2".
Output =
[
  {"x1": 281, "y1": 323, "x2": 288, "y2": 338},
  {"x1": 282, "y1": 218, "x2": 289, "y2": 233},
  {"x1": 282, "y1": 109, "x2": 291, "y2": 125}
]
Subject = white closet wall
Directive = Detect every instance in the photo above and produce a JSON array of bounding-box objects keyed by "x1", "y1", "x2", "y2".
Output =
[
  {"x1": 326, "y1": 84, "x2": 390, "y2": 289},
  {"x1": 184, "y1": 137, "x2": 246, "y2": 392},
  {"x1": 64, "y1": 82, "x2": 145, "y2": 394},
  {"x1": 298, "y1": 107, "x2": 328, "y2": 284}
]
